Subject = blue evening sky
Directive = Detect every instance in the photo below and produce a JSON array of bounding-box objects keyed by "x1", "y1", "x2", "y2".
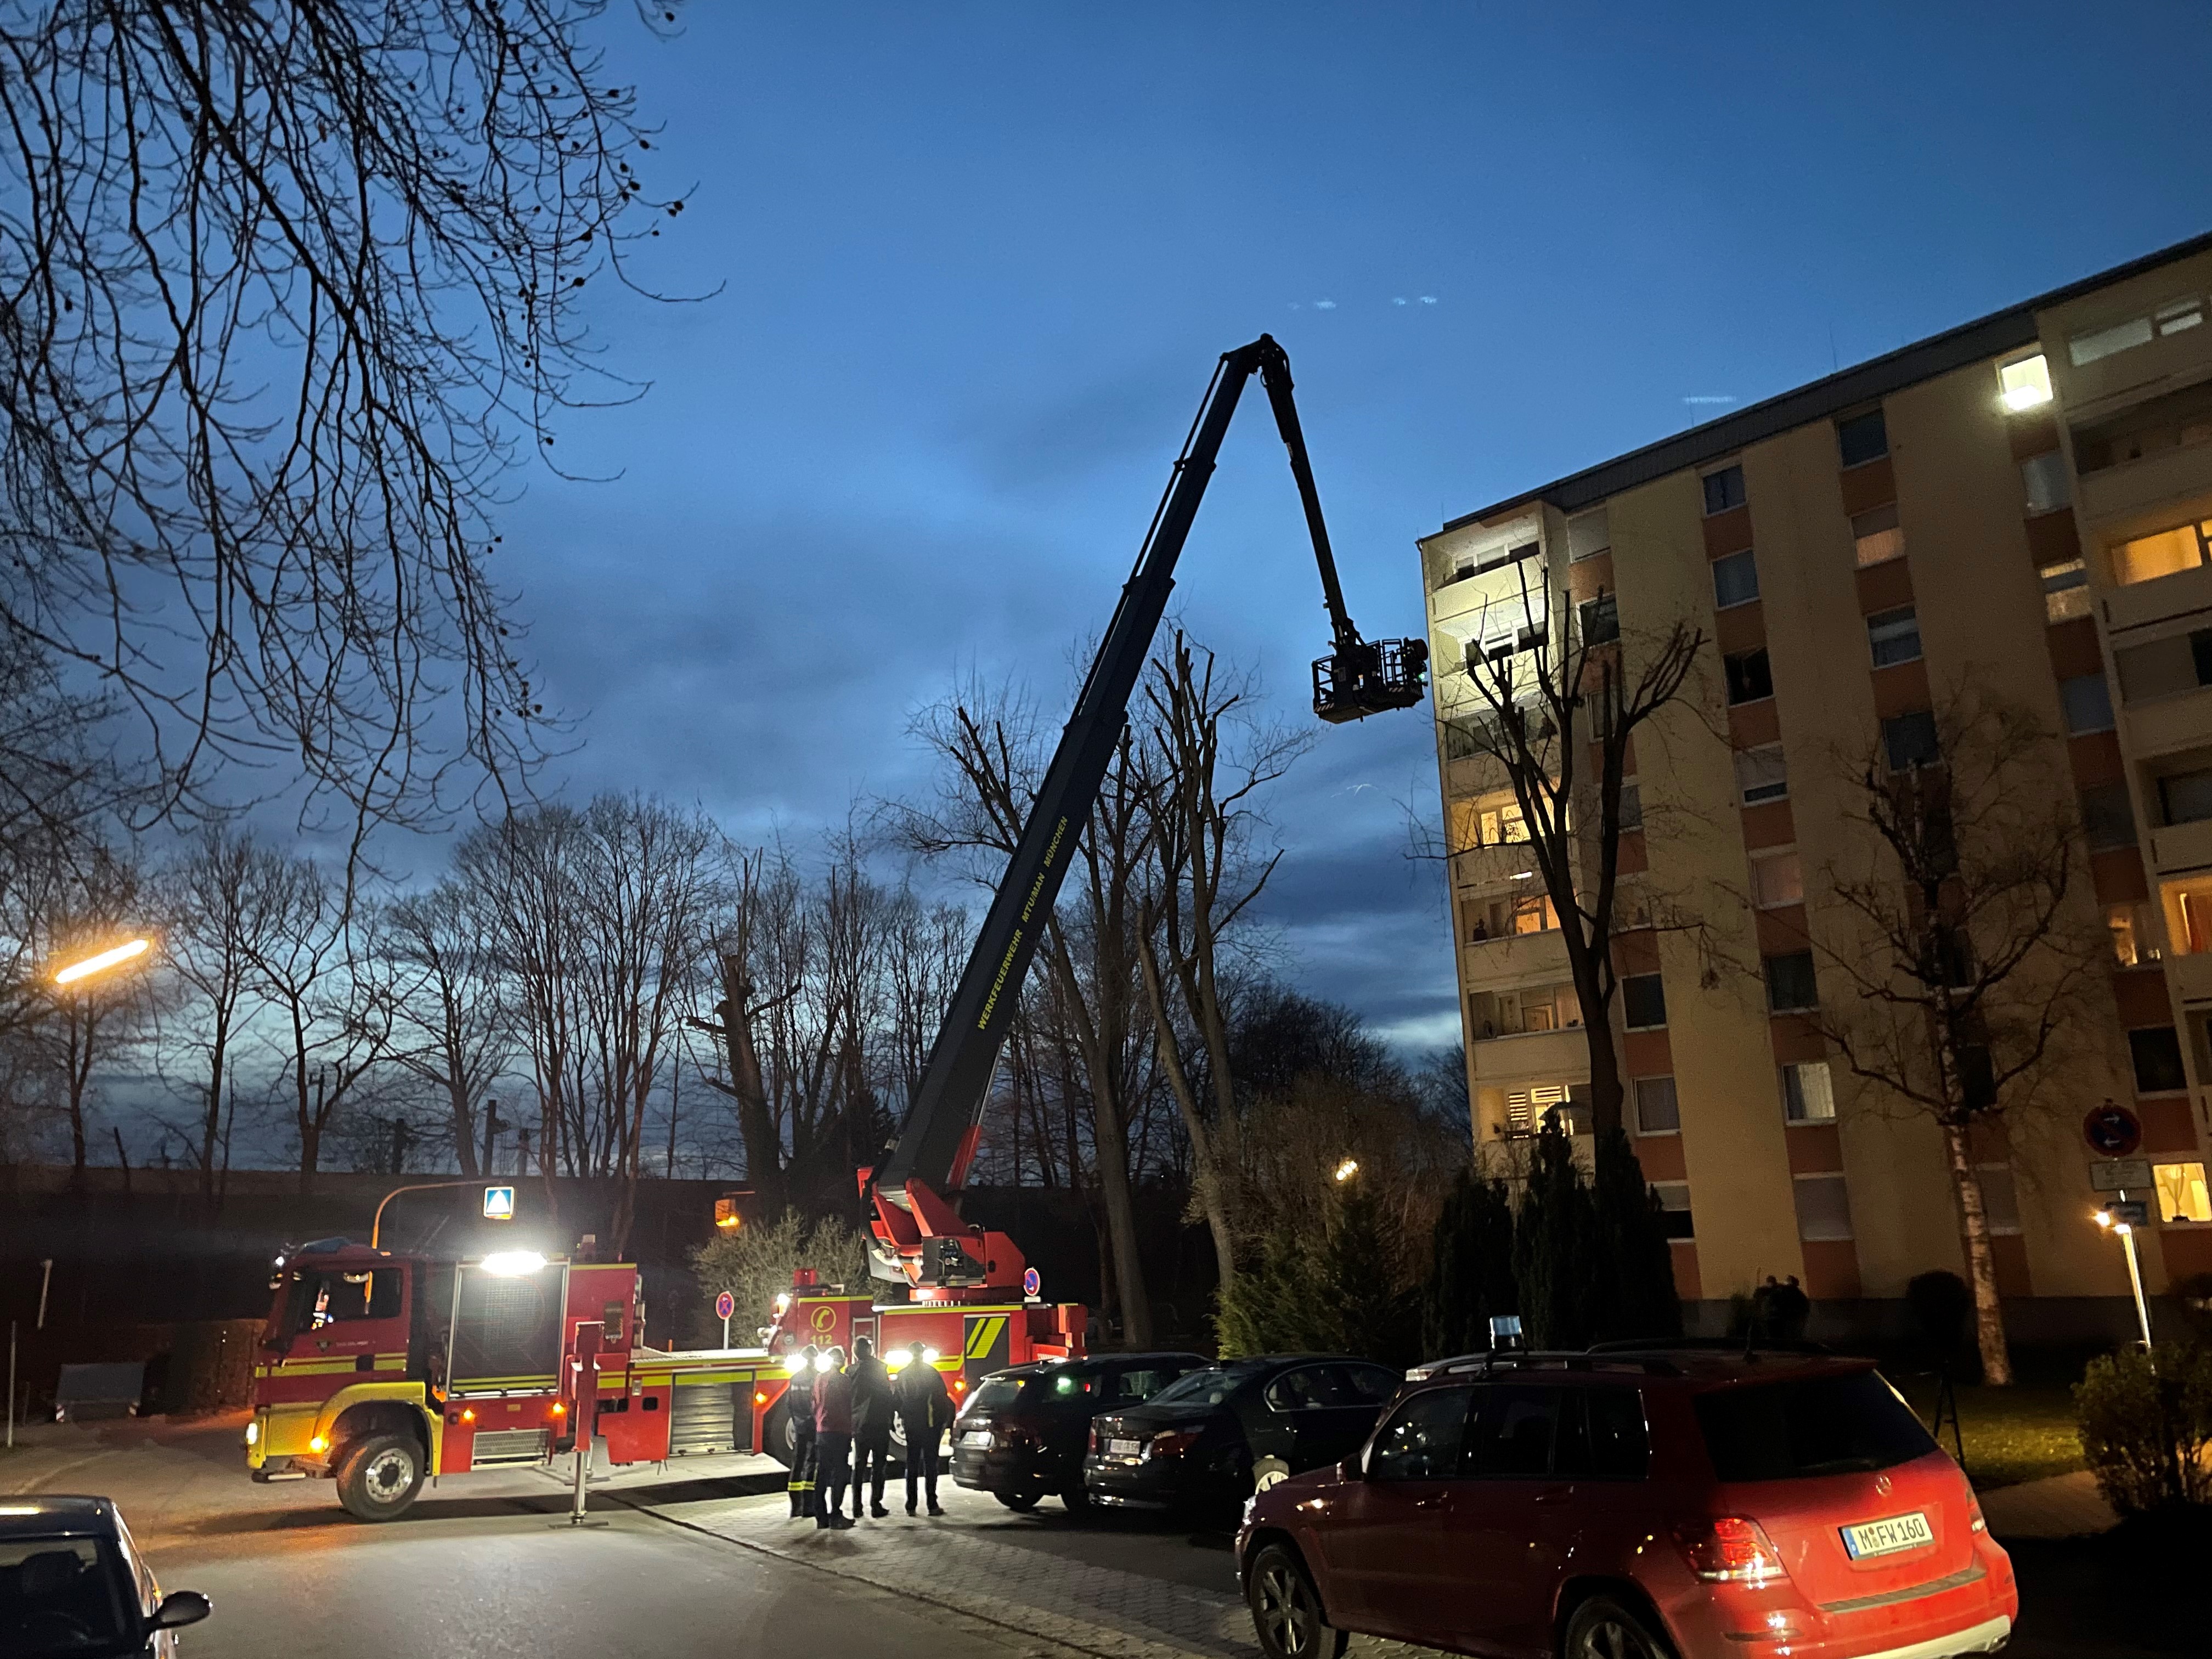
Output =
[{"x1": 495, "y1": 1, "x2": 2212, "y2": 1051}]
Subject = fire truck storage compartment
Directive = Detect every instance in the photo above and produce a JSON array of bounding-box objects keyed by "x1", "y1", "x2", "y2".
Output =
[
  {"x1": 449, "y1": 1262, "x2": 564, "y2": 1393},
  {"x1": 668, "y1": 1377, "x2": 752, "y2": 1457},
  {"x1": 470, "y1": 1426, "x2": 553, "y2": 1468}
]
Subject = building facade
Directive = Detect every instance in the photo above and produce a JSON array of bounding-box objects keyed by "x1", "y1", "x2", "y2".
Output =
[{"x1": 1421, "y1": 230, "x2": 2212, "y2": 1339}]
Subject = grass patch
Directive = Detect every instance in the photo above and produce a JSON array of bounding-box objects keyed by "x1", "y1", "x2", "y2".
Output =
[{"x1": 1896, "y1": 1378, "x2": 2084, "y2": 1490}]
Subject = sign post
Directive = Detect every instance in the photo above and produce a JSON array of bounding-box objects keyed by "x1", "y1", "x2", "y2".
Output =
[
  {"x1": 715, "y1": 1290, "x2": 735, "y2": 1350},
  {"x1": 2095, "y1": 1198, "x2": 2155, "y2": 1347}
]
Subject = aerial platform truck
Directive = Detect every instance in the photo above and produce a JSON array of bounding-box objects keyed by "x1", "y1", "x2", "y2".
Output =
[{"x1": 240, "y1": 336, "x2": 1425, "y2": 1518}]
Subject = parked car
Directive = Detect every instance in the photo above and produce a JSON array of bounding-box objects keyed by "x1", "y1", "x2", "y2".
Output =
[
  {"x1": 1236, "y1": 1349, "x2": 2017, "y2": 1659},
  {"x1": 1085, "y1": 1355, "x2": 1402, "y2": 1516},
  {"x1": 952, "y1": 1352, "x2": 1210, "y2": 1511},
  {"x1": 0, "y1": 1495, "x2": 211, "y2": 1657}
]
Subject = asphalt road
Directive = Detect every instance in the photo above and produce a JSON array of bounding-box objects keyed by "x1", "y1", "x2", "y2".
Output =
[{"x1": 1, "y1": 1412, "x2": 2193, "y2": 1658}]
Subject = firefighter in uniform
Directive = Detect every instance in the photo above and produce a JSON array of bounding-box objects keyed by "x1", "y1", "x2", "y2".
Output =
[
  {"x1": 784, "y1": 1344, "x2": 820, "y2": 1518},
  {"x1": 847, "y1": 1336, "x2": 894, "y2": 1519},
  {"x1": 896, "y1": 1341, "x2": 953, "y2": 1515}
]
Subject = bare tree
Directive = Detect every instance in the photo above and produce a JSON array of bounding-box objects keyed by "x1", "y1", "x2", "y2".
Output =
[
  {"x1": 0, "y1": 3, "x2": 691, "y2": 838},
  {"x1": 1136, "y1": 631, "x2": 1311, "y2": 1293},
  {"x1": 1804, "y1": 686, "x2": 2103, "y2": 1386},
  {"x1": 1453, "y1": 566, "x2": 1705, "y2": 1138},
  {"x1": 246, "y1": 854, "x2": 394, "y2": 1192},
  {"x1": 160, "y1": 827, "x2": 290, "y2": 1203},
  {"x1": 380, "y1": 877, "x2": 516, "y2": 1178}
]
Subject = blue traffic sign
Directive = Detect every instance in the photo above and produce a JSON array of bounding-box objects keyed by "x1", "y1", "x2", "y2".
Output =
[
  {"x1": 714, "y1": 1290, "x2": 736, "y2": 1322},
  {"x1": 482, "y1": 1186, "x2": 515, "y2": 1220},
  {"x1": 1022, "y1": 1267, "x2": 1041, "y2": 1299}
]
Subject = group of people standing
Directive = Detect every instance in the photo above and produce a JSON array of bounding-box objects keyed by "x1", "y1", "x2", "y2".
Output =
[{"x1": 783, "y1": 1336, "x2": 956, "y2": 1529}]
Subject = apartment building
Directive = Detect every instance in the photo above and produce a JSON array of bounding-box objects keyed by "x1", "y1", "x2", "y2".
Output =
[{"x1": 1420, "y1": 230, "x2": 2212, "y2": 1339}]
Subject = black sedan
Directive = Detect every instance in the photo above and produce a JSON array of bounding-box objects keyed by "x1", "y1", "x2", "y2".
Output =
[
  {"x1": 951, "y1": 1351, "x2": 1210, "y2": 1511},
  {"x1": 1, "y1": 1494, "x2": 211, "y2": 1656},
  {"x1": 1083, "y1": 1353, "x2": 1401, "y2": 1516}
]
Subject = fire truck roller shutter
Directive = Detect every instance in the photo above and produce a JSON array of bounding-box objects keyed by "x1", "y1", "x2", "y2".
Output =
[{"x1": 668, "y1": 1370, "x2": 753, "y2": 1456}]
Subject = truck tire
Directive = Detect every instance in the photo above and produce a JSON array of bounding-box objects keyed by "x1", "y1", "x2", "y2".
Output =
[
  {"x1": 761, "y1": 1399, "x2": 795, "y2": 1468},
  {"x1": 335, "y1": 1432, "x2": 425, "y2": 1522}
]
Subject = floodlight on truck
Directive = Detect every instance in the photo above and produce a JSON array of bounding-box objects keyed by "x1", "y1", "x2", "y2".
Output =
[{"x1": 479, "y1": 1250, "x2": 546, "y2": 1276}]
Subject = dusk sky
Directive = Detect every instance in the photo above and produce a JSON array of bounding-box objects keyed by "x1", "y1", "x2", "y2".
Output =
[{"x1": 487, "y1": 1, "x2": 2212, "y2": 1052}]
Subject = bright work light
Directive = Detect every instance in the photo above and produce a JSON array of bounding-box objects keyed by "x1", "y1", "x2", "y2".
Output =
[{"x1": 479, "y1": 1250, "x2": 546, "y2": 1277}]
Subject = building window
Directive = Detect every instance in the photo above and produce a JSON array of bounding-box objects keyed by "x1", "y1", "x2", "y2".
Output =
[
  {"x1": 1618, "y1": 781, "x2": 1643, "y2": 832},
  {"x1": 1579, "y1": 592, "x2": 1620, "y2": 645},
  {"x1": 1852, "y1": 504, "x2": 1904, "y2": 567},
  {"x1": 2155, "y1": 1161, "x2": 2212, "y2": 1223},
  {"x1": 2021, "y1": 451, "x2": 2070, "y2": 515},
  {"x1": 2070, "y1": 297, "x2": 2205, "y2": 368},
  {"x1": 2041, "y1": 557, "x2": 2091, "y2": 623},
  {"x1": 1703, "y1": 464, "x2": 1746, "y2": 516},
  {"x1": 2080, "y1": 783, "x2": 2137, "y2": 849},
  {"x1": 1781, "y1": 1060, "x2": 1835, "y2": 1124},
  {"x1": 1837, "y1": 409, "x2": 1888, "y2": 468},
  {"x1": 1977, "y1": 1164, "x2": 2023, "y2": 1235},
  {"x1": 1634, "y1": 1075, "x2": 1680, "y2": 1135},
  {"x1": 1999, "y1": 353, "x2": 2052, "y2": 411},
  {"x1": 2160, "y1": 768, "x2": 2212, "y2": 826},
  {"x1": 2130, "y1": 1025, "x2": 2188, "y2": 1094},
  {"x1": 1867, "y1": 606, "x2": 1923, "y2": 668},
  {"x1": 1568, "y1": 507, "x2": 1611, "y2": 563},
  {"x1": 1622, "y1": 973, "x2": 1668, "y2": 1031},
  {"x1": 2113, "y1": 900, "x2": 2166, "y2": 965},
  {"x1": 1765, "y1": 951, "x2": 1818, "y2": 1012},
  {"x1": 2112, "y1": 521, "x2": 2212, "y2": 587},
  {"x1": 1711, "y1": 549, "x2": 1759, "y2": 610},
  {"x1": 1725, "y1": 647, "x2": 1774, "y2": 705},
  {"x1": 1751, "y1": 848, "x2": 1803, "y2": 909},
  {"x1": 2058, "y1": 673, "x2": 2115, "y2": 734},
  {"x1": 1651, "y1": 1182, "x2": 1694, "y2": 1240},
  {"x1": 2116, "y1": 630, "x2": 2212, "y2": 704},
  {"x1": 1735, "y1": 744, "x2": 1788, "y2": 805},
  {"x1": 1508, "y1": 891, "x2": 1559, "y2": 936},
  {"x1": 1793, "y1": 1173, "x2": 1854, "y2": 1242},
  {"x1": 1882, "y1": 710, "x2": 1940, "y2": 771}
]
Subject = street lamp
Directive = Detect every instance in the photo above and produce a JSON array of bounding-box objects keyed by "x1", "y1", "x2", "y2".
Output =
[
  {"x1": 53, "y1": 938, "x2": 151, "y2": 986},
  {"x1": 2094, "y1": 1199, "x2": 2154, "y2": 1348},
  {"x1": 1332, "y1": 1159, "x2": 1359, "y2": 1183}
]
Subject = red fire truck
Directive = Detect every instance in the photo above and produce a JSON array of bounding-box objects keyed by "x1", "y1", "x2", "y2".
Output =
[{"x1": 243, "y1": 336, "x2": 1422, "y2": 1517}]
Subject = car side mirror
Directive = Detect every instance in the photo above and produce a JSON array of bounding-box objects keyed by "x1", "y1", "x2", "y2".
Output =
[
  {"x1": 150, "y1": 1590, "x2": 212, "y2": 1632},
  {"x1": 1336, "y1": 1454, "x2": 1363, "y2": 1482}
]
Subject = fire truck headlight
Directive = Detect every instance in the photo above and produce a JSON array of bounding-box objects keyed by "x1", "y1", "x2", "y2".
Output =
[
  {"x1": 480, "y1": 1250, "x2": 546, "y2": 1277},
  {"x1": 243, "y1": 1420, "x2": 259, "y2": 1447},
  {"x1": 813, "y1": 1353, "x2": 834, "y2": 1373},
  {"x1": 923, "y1": 1348, "x2": 940, "y2": 1366},
  {"x1": 885, "y1": 1350, "x2": 909, "y2": 1370},
  {"x1": 783, "y1": 1353, "x2": 808, "y2": 1376},
  {"x1": 774, "y1": 1293, "x2": 791, "y2": 1313}
]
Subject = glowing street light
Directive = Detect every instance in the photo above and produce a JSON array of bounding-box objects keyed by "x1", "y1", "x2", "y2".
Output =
[
  {"x1": 2094, "y1": 1199, "x2": 2154, "y2": 1348},
  {"x1": 1332, "y1": 1159, "x2": 1359, "y2": 1183},
  {"x1": 54, "y1": 938, "x2": 151, "y2": 986}
]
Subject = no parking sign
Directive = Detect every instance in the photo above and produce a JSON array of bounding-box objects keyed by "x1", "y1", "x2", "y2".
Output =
[{"x1": 715, "y1": 1290, "x2": 736, "y2": 1347}]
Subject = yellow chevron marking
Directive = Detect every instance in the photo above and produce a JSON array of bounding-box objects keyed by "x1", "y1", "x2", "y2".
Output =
[{"x1": 964, "y1": 1317, "x2": 1007, "y2": 1360}]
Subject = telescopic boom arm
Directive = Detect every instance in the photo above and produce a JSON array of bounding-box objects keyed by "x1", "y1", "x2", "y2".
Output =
[{"x1": 865, "y1": 335, "x2": 1426, "y2": 1290}]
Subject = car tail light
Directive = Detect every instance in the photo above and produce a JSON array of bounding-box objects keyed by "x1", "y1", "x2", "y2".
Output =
[
  {"x1": 1146, "y1": 1429, "x2": 1200, "y2": 1460},
  {"x1": 1968, "y1": 1495, "x2": 1988, "y2": 1534},
  {"x1": 1673, "y1": 1516, "x2": 1788, "y2": 1583}
]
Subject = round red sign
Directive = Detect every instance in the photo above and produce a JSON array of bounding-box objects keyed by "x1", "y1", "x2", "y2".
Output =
[{"x1": 2083, "y1": 1102, "x2": 2142, "y2": 1158}]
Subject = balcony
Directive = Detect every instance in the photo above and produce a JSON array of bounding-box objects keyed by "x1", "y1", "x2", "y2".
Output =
[
  {"x1": 2104, "y1": 560, "x2": 2212, "y2": 635},
  {"x1": 2149, "y1": 815, "x2": 2212, "y2": 874},
  {"x1": 2077, "y1": 443, "x2": 2212, "y2": 538},
  {"x1": 1467, "y1": 1026, "x2": 1590, "y2": 1090},
  {"x1": 2124, "y1": 686, "x2": 2212, "y2": 761},
  {"x1": 1460, "y1": 927, "x2": 1571, "y2": 992}
]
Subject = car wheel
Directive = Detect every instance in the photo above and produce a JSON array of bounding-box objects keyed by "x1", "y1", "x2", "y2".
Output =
[
  {"x1": 1245, "y1": 1542, "x2": 1346, "y2": 1659},
  {"x1": 335, "y1": 1432, "x2": 424, "y2": 1522},
  {"x1": 994, "y1": 1489, "x2": 1041, "y2": 1511},
  {"x1": 1251, "y1": 1456, "x2": 1291, "y2": 1493},
  {"x1": 1060, "y1": 1482, "x2": 1092, "y2": 1515},
  {"x1": 1564, "y1": 1594, "x2": 1675, "y2": 1659}
]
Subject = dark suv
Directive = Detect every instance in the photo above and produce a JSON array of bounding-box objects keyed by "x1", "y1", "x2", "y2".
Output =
[
  {"x1": 1237, "y1": 1350, "x2": 2017, "y2": 1659},
  {"x1": 951, "y1": 1352, "x2": 1209, "y2": 1512}
]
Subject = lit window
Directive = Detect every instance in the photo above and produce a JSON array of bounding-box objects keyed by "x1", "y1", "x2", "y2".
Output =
[
  {"x1": 1712, "y1": 549, "x2": 1759, "y2": 609},
  {"x1": 1978, "y1": 1164, "x2": 2022, "y2": 1235},
  {"x1": 1793, "y1": 1173, "x2": 1854, "y2": 1242},
  {"x1": 1867, "y1": 607, "x2": 1922, "y2": 668},
  {"x1": 2059, "y1": 673, "x2": 2115, "y2": 734},
  {"x1": 2114, "y1": 899, "x2": 2166, "y2": 965},
  {"x1": 1735, "y1": 744, "x2": 1788, "y2": 805},
  {"x1": 2000, "y1": 354, "x2": 2053, "y2": 410},
  {"x1": 1502, "y1": 1082, "x2": 1575, "y2": 1138},
  {"x1": 2041, "y1": 557, "x2": 2091, "y2": 623},
  {"x1": 1703, "y1": 465, "x2": 1746, "y2": 516},
  {"x1": 2155, "y1": 1161, "x2": 2212, "y2": 1224},
  {"x1": 1477, "y1": 803, "x2": 1530, "y2": 845},
  {"x1": 1634, "y1": 1075, "x2": 1680, "y2": 1134},
  {"x1": 2021, "y1": 451, "x2": 2070, "y2": 515},
  {"x1": 1751, "y1": 849, "x2": 1803, "y2": 909},
  {"x1": 1837, "y1": 409, "x2": 1888, "y2": 468},
  {"x1": 2112, "y1": 521, "x2": 2212, "y2": 587},
  {"x1": 2162, "y1": 882, "x2": 2211, "y2": 956},
  {"x1": 1622, "y1": 973, "x2": 1668, "y2": 1030},
  {"x1": 1781, "y1": 1061, "x2": 1835, "y2": 1124},
  {"x1": 1852, "y1": 504, "x2": 1904, "y2": 567}
]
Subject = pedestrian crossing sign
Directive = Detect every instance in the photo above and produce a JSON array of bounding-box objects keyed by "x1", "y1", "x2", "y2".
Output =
[{"x1": 483, "y1": 1186, "x2": 515, "y2": 1221}]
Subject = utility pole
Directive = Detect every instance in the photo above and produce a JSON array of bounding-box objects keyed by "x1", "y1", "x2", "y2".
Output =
[{"x1": 482, "y1": 1099, "x2": 504, "y2": 1179}]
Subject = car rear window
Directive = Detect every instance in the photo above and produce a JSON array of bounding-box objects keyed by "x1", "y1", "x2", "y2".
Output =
[
  {"x1": 1696, "y1": 1369, "x2": 1938, "y2": 1482},
  {"x1": 964, "y1": 1375, "x2": 1029, "y2": 1414},
  {"x1": 1153, "y1": 1363, "x2": 1260, "y2": 1407}
]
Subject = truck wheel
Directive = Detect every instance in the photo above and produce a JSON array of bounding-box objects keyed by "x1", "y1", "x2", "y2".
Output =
[
  {"x1": 335, "y1": 1433, "x2": 424, "y2": 1522},
  {"x1": 761, "y1": 1400, "x2": 795, "y2": 1469},
  {"x1": 1246, "y1": 1542, "x2": 1346, "y2": 1659}
]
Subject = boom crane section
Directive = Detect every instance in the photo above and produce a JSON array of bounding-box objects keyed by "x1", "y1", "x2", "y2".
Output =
[{"x1": 866, "y1": 336, "x2": 1427, "y2": 1294}]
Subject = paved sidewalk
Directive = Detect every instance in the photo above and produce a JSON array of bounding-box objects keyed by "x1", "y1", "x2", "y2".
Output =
[{"x1": 1978, "y1": 1469, "x2": 2118, "y2": 1539}]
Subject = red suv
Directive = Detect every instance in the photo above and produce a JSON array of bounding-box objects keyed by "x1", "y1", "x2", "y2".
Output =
[{"x1": 1235, "y1": 1349, "x2": 2016, "y2": 1659}]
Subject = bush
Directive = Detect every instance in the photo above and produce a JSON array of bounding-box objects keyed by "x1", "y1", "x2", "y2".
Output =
[
  {"x1": 689, "y1": 1208, "x2": 872, "y2": 1347},
  {"x1": 1216, "y1": 1189, "x2": 1420, "y2": 1367},
  {"x1": 2074, "y1": 1343, "x2": 2212, "y2": 1514}
]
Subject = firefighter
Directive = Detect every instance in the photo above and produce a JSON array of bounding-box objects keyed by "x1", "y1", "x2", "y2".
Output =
[
  {"x1": 784, "y1": 1344, "x2": 820, "y2": 1518},
  {"x1": 813, "y1": 1345, "x2": 855, "y2": 1530},
  {"x1": 896, "y1": 1341, "x2": 953, "y2": 1516},
  {"x1": 847, "y1": 1336, "x2": 894, "y2": 1519}
]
